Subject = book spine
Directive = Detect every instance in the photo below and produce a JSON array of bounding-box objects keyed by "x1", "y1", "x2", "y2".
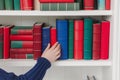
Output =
[
  {"x1": 75, "y1": 0, "x2": 83, "y2": 10},
  {"x1": 74, "y1": 20, "x2": 84, "y2": 59},
  {"x1": 42, "y1": 27, "x2": 50, "y2": 52},
  {"x1": 12, "y1": 26, "x2": 33, "y2": 29},
  {"x1": 68, "y1": 20, "x2": 74, "y2": 59},
  {"x1": 84, "y1": 18, "x2": 93, "y2": 60},
  {"x1": 11, "y1": 29, "x2": 33, "y2": 35},
  {"x1": 10, "y1": 51, "x2": 33, "y2": 59},
  {"x1": 0, "y1": 0, "x2": 5, "y2": 10},
  {"x1": 11, "y1": 41, "x2": 33, "y2": 48},
  {"x1": 14, "y1": 0, "x2": 20, "y2": 10},
  {"x1": 34, "y1": 0, "x2": 40, "y2": 10},
  {"x1": 56, "y1": 20, "x2": 68, "y2": 59},
  {"x1": 92, "y1": 23, "x2": 101, "y2": 60},
  {"x1": 98, "y1": 0, "x2": 105, "y2": 10},
  {"x1": 50, "y1": 28, "x2": 57, "y2": 46},
  {"x1": 33, "y1": 23, "x2": 42, "y2": 60},
  {"x1": 105, "y1": 0, "x2": 111, "y2": 10},
  {"x1": 5, "y1": 0, "x2": 14, "y2": 10},
  {"x1": 10, "y1": 35, "x2": 33, "y2": 41},
  {"x1": 20, "y1": 0, "x2": 33, "y2": 10},
  {"x1": 84, "y1": 0, "x2": 94, "y2": 10},
  {"x1": 94, "y1": 0, "x2": 98, "y2": 9},
  {"x1": 3, "y1": 27, "x2": 11, "y2": 59},
  {"x1": 10, "y1": 48, "x2": 33, "y2": 54},
  {"x1": 101, "y1": 21, "x2": 110, "y2": 59},
  {"x1": 40, "y1": 0, "x2": 74, "y2": 3},
  {"x1": 0, "y1": 27, "x2": 3, "y2": 59}
]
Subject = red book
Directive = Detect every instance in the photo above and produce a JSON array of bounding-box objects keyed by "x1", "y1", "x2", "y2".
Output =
[
  {"x1": 33, "y1": 23, "x2": 43, "y2": 60},
  {"x1": 101, "y1": 21, "x2": 110, "y2": 59},
  {"x1": 20, "y1": 0, "x2": 33, "y2": 10},
  {"x1": 11, "y1": 29, "x2": 33, "y2": 35},
  {"x1": 74, "y1": 20, "x2": 84, "y2": 60},
  {"x1": 92, "y1": 23, "x2": 101, "y2": 60},
  {"x1": 3, "y1": 25, "x2": 14, "y2": 59},
  {"x1": 10, "y1": 35, "x2": 33, "y2": 41},
  {"x1": 84, "y1": 0, "x2": 94, "y2": 10},
  {"x1": 39, "y1": 0, "x2": 74, "y2": 3},
  {"x1": 106, "y1": 0, "x2": 111, "y2": 10},
  {"x1": 10, "y1": 53, "x2": 33, "y2": 59},
  {"x1": 50, "y1": 28, "x2": 57, "y2": 46},
  {"x1": 10, "y1": 48, "x2": 33, "y2": 54}
]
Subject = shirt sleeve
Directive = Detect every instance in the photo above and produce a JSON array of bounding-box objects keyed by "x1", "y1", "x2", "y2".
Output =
[{"x1": 0, "y1": 57, "x2": 51, "y2": 80}]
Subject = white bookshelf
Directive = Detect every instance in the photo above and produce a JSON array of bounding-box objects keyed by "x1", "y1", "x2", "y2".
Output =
[
  {"x1": 0, "y1": 10, "x2": 112, "y2": 16},
  {"x1": 0, "y1": 0, "x2": 119, "y2": 80}
]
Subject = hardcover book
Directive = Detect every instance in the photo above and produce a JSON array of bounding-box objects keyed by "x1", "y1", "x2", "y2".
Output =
[
  {"x1": 68, "y1": 20, "x2": 74, "y2": 59},
  {"x1": 5, "y1": 0, "x2": 14, "y2": 10},
  {"x1": 84, "y1": 0, "x2": 94, "y2": 10},
  {"x1": 92, "y1": 23, "x2": 101, "y2": 60},
  {"x1": 101, "y1": 21, "x2": 110, "y2": 59},
  {"x1": 11, "y1": 41, "x2": 33, "y2": 48},
  {"x1": 84, "y1": 18, "x2": 93, "y2": 60},
  {"x1": 98, "y1": 0, "x2": 105, "y2": 10},
  {"x1": 34, "y1": 0, "x2": 40, "y2": 10},
  {"x1": 14, "y1": 0, "x2": 20, "y2": 10},
  {"x1": 56, "y1": 20, "x2": 68, "y2": 59},
  {"x1": 0, "y1": 26, "x2": 4, "y2": 59},
  {"x1": 74, "y1": 20, "x2": 84, "y2": 59},
  {"x1": 105, "y1": 0, "x2": 111, "y2": 10},
  {"x1": 40, "y1": 0, "x2": 74, "y2": 3},
  {"x1": 50, "y1": 28, "x2": 57, "y2": 46},
  {"x1": 33, "y1": 23, "x2": 43, "y2": 60},
  {"x1": 20, "y1": 0, "x2": 33, "y2": 10},
  {"x1": 0, "y1": 0, "x2": 5, "y2": 10}
]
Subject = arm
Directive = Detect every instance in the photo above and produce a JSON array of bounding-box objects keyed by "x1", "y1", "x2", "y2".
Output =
[{"x1": 0, "y1": 42, "x2": 61, "y2": 80}]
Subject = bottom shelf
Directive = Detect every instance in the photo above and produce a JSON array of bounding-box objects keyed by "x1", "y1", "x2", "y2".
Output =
[{"x1": 0, "y1": 59, "x2": 112, "y2": 67}]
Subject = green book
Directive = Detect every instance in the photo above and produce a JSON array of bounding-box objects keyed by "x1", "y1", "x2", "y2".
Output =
[
  {"x1": 84, "y1": 18, "x2": 93, "y2": 60},
  {"x1": 59, "y1": 3, "x2": 66, "y2": 11},
  {"x1": 14, "y1": 0, "x2": 20, "y2": 10},
  {"x1": 68, "y1": 20, "x2": 74, "y2": 59},
  {"x1": 41, "y1": 3, "x2": 49, "y2": 11},
  {"x1": 26, "y1": 54, "x2": 33, "y2": 59},
  {"x1": 0, "y1": 41, "x2": 3, "y2": 59},
  {"x1": 12, "y1": 26, "x2": 33, "y2": 29},
  {"x1": 0, "y1": 0, "x2": 5, "y2": 10},
  {"x1": 67, "y1": 3, "x2": 74, "y2": 11},
  {"x1": 75, "y1": 0, "x2": 83, "y2": 10},
  {"x1": 11, "y1": 41, "x2": 23, "y2": 48},
  {"x1": 51, "y1": 3, "x2": 57, "y2": 11},
  {"x1": 41, "y1": 3, "x2": 80, "y2": 11},
  {"x1": 5, "y1": 0, "x2": 14, "y2": 10}
]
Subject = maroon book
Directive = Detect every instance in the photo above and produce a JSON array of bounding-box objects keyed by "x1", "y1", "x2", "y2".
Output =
[
  {"x1": 84, "y1": 0, "x2": 94, "y2": 10},
  {"x1": 33, "y1": 23, "x2": 43, "y2": 60},
  {"x1": 92, "y1": 23, "x2": 101, "y2": 60}
]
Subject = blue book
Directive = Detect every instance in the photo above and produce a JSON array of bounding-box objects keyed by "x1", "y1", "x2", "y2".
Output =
[
  {"x1": 56, "y1": 20, "x2": 68, "y2": 59},
  {"x1": 98, "y1": 0, "x2": 105, "y2": 10},
  {"x1": 84, "y1": 18, "x2": 93, "y2": 60},
  {"x1": 42, "y1": 27, "x2": 50, "y2": 52}
]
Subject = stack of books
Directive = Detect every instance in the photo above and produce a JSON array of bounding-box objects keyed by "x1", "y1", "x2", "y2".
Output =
[
  {"x1": 0, "y1": 18, "x2": 110, "y2": 60},
  {"x1": 0, "y1": 0, "x2": 111, "y2": 10}
]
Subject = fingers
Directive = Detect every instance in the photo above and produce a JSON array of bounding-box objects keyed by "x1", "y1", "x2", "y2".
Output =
[
  {"x1": 54, "y1": 44, "x2": 61, "y2": 52},
  {"x1": 56, "y1": 53, "x2": 61, "y2": 59},
  {"x1": 43, "y1": 43, "x2": 50, "y2": 53},
  {"x1": 50, "y1": 42, "x2": 59, "y2": 50}
]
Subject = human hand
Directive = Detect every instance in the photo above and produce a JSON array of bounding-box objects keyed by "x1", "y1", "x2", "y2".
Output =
[{"x1": 41, "y1": 42, "x2": 61, "y2": 63}]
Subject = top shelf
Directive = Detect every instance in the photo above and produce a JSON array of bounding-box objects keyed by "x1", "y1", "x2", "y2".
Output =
[{"x1": 0, "y1": 10, "x2": 112, "y2": 16}]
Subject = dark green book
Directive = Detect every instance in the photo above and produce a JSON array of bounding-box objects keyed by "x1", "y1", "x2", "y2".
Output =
[
  {"x1": 75, "y1": 0, "x2": 83, "y2": 10},
  {"x1": 51, "y1": 3, "x2": 57, "y2": 11},
  {"x1": 14, "y1": 0, "x2": 20, "y2": 10},
  {"x1": 5, "y1": 0, "x2": 14, "y2": 10},
  {"x1": 0, "y1": 0, "x2": 5, "y2": 10},
  {"x1": 68, "y1": 20, "x2": 74, "y2": 59},
  {"x1": 84, "y1": 18, "x2": 93, "y2": 60}
]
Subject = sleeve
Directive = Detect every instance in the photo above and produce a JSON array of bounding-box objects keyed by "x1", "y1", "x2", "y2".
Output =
[{"x1": 0, "y1": 57, "x2": 51, "y2": 80}]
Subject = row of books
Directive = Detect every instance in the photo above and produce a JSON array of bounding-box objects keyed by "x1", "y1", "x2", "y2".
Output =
[
  {"x1": 0, "y1": 0, "x2": 110, "y2": 10},
  {"x1": 0, "y1": 18, "x2": 110, "y2": 60}
]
